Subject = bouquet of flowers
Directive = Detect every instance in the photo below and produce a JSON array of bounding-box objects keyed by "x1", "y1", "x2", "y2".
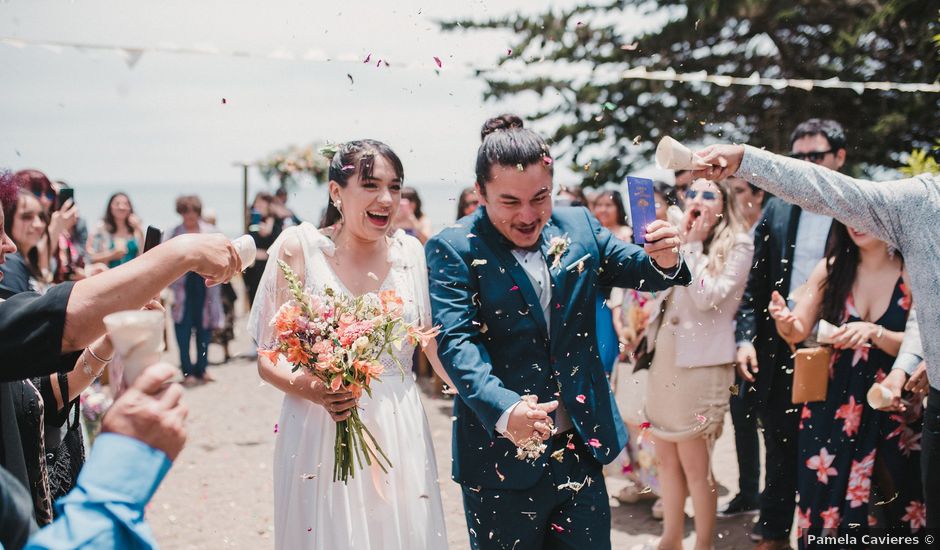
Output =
[{"x1": 259, "y1": 260, "x2": 436, "y2": 483}]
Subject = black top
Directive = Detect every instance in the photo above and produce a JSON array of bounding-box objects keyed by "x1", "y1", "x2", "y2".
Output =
[
  {"x1": 0, "y1": 253, "x2": 38, "y2": 300},
  {"x1": 0, "y1": 282, "x2": 79, "y2": 381}
]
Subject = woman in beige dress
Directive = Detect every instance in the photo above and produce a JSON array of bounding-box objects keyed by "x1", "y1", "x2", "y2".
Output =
[{"x1": 642, "y1": 178, "x2": 753, "y2": 550}]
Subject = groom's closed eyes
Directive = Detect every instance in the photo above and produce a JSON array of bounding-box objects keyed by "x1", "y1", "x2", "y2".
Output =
[{"x1": 498, "y1": 188, "x2": 551, "y2": 208}]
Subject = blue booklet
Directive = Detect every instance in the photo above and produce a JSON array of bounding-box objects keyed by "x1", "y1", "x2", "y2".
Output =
[{"x1": 626, "y1": 176, "x2": 656, "y2": 245}]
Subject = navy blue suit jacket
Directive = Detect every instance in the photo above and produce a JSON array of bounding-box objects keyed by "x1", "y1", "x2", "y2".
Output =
[{"x1": 427, "y1": 206, "x2": 692, "y2": 489}]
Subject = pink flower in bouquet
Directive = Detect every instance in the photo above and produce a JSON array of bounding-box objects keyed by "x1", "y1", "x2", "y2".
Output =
[
  {"x1": 338, "y1": 320, "x2": 375, "y2": 347},
  {"x1": 337, "y1": 311, "x2": 357, "y2": 330}
]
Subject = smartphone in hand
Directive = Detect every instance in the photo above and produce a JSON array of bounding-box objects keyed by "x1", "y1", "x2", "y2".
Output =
[
  {"x1": 143, "y1": 226, "x2": 163, "y2": 252},
  {"x1": 56, "y1": 187, "x2": 74, "y2": 210}
]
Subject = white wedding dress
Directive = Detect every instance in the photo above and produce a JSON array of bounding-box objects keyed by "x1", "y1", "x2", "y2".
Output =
[{"x1": 247, "y1": 223, "x2": 447, "y2": 550}]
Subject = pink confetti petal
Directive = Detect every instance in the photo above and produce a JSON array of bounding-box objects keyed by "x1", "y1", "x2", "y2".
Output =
[
  {"x1": 363, "y1": 53, "x2": 372, "y2": 63},
  {"x1": 551, "y1": 523, "x2": 565, "y2": 532},
  {"x1": 274, "y1": 423, "x2": 279, "y2": 434},
  {"x1": 696, "y1": 414, "x2": 707, "y2": 423},
  {"x1": 640, "y1": 421, "x2": 651, "y2": 429},
  {"x1": 221, "y1": 98, "x2": 227, "y2": 104},
  {"x1": 566, "y1": 441, "x2": 575, "y2": 450},
  {"x1": 587, "y1": 438, "x2": 601, "y2": 448},
  {"x1": 507, "y1": 48, "x2": 513, "y2": 55},
  {"x1": 433, "y1": 56, "x2": 443, "y2": 68},
  {"x1": 543, "y1": 156, "x2": 553, "y2": 166},
  {"x1": 510, "y1": 285, "x2": 520, "y2": 291},
  {"x1": 575, "y1": 394, "x2": 586, "y2": 404}
]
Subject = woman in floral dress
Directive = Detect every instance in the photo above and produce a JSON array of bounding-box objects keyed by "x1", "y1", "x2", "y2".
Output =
[{"x1": 768, "y1": 221, "x2": 923, "y2": 543}]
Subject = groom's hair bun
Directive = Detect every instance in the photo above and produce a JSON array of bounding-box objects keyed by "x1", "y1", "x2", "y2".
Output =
[
  {"x1": 480, "y1": 114, "x2": 524, "y2": 141},
  {"x1": 475, "y1": 114, "x2": 553, "y2": 189}
]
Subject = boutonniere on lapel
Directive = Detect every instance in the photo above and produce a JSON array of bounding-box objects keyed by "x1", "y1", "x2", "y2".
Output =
[{"x1": 546, "y1": 235, "x2": 571, "y2": 270}]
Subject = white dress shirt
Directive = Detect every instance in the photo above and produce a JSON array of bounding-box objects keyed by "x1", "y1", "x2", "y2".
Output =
[{"x1": 788, "y1": 210, "x2": 832, "y2": 307}]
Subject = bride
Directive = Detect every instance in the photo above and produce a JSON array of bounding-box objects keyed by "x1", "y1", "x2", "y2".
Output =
[{"x1": 248, "y1": 140, "x2": 450, "y2": 550}]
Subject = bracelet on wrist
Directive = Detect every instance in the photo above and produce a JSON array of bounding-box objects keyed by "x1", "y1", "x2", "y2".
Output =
[{"x1": 86, "y1": 347, "x2": 114, "y2": 363}]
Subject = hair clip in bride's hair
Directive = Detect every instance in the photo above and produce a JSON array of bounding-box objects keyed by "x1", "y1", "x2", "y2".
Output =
[{"x1": 318, "y1": 143, "x2": 343, "y2": 159}]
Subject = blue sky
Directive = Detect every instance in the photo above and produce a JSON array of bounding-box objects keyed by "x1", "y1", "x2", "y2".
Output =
[{"x1": 1, "y1": 0, "x2": 660, "y2": 188}]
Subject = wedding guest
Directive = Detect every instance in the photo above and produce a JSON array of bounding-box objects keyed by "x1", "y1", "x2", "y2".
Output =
[
  {"x1": 650, "y1": 181, "x2": 678, "y2": 225},
  {"x1": 0, "y1": 171, "x2": 236, "y2": 548},
  {"x1": 556, "y1": 184, "x2": 587, "y2": 207},
  {"x1": 273, "y1": 187, "x2": 302, "y2": 227},
  {"x1": 694, "y1": 138, "x2": 940, "y2": 531},
  {"x1": 729, "y1": 177, "x2": 768, "y2": 234},
  {"x1": 456, "y1": 186, "x2": 480, "y2": 219},
  {"x1": 167, "y1": 195, "x2": 224, "y2": 385},
  {"x1": 766, "y1": 222, "x2": 921, "y2": 540},
  {"x1": 88, "y1": 192, "x2": 143, "y2": 268},
  {"x1": 202, "y1": 209, "x2": 236, "y2": 363},
  {"x1": 720, "y1": 177, "x2": 768, "y2": 520},
  {"x1": 725, "y1": 119, "x2": 844, "y2": 547},
  {"x1": 673, "y1": 169, "x2": 693, "y2": 205},
  {"x1": 643, "y1": 178, "x2": 753, "y2": 550},
  {"x1": 592, "y1": 189, "x2": 632, "y2": 375},
  {"x1": 0, "y1": 189, "x2": 48, "y2": 297},
  {"x1": 16, "y1": 172, "x2": 87, "y2": 283},
  {"x1": 22, "y1": 363, "x2": 188, "y2": 550},
  {"x1": 244, "y1": 192, "x2": 280, "y2": 306},
  {"x1": 393, "y1": 186, "x2": 432, "y2": 243}
]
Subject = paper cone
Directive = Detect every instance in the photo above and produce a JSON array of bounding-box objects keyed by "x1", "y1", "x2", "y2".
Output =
[
  {"x1": 866, "y1": 383, "x2": 893, "y2": 410},
  {"x1": 656, "y1": 136, "x2": 698, "y2": 170},
  {"x1": 232, "y1": 235, "x2": 257, "y2": 270},
  {"x1": 103, "y1": 310, "x2": 164, "y2": 385}
]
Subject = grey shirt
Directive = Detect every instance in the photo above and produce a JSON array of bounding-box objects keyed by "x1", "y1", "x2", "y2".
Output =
[{"x1": 737, "y1": 145, "x2": 940, "y2": 391}]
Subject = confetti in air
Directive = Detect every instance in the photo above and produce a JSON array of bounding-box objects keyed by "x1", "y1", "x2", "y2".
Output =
[{"x1": 433, "y1": 56, "x2": 443, "y2": 68}]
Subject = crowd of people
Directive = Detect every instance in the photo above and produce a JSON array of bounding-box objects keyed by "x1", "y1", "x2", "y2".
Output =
[{"x1": 0, "y1": 112, "x2": 936, "y2": 550}]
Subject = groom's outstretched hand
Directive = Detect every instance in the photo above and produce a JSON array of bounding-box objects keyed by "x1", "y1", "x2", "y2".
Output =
[
  {"x1": 505, "y1": 396, "x2": 558, "y2": 444},
  {"x1": 643, "y1": 220, "x2": 682, "y2": 269}
]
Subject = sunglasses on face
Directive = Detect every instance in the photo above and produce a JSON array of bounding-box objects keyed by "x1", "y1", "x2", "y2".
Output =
[
  {"x1": 789, "y1": 150, "x2": 833, "y2": 163},
  {"x1": 684, "y1": 190, "x2": 719, "y2": 201},
  {"x1": 31, "y1": 189, "x2": 56, "y2": 201}
]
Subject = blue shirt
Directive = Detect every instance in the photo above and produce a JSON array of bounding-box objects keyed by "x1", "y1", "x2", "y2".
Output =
[{"x1": 25, "y1": 433, "x2": 172, "y2": 550}]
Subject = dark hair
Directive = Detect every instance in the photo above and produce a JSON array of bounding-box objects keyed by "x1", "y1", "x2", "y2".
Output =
[
  {"x1": 556, "y1": 185, "x2": 586, "y2": 206},
  {"x1": 746, "y1": 182, "x2": 772, "y2": 207},
  {"x1": 175, "y1": 195, "x2": 202, "y2": 216},
  {"x1": 456, "y1": 186, "x2": 478, "y2": 220},
  {"x1": 789, "y1": 119, "x2": 847, "y2": 152},
  {"x1": 320, "y1": 139, "x2": 404, "y2": 228},
  {"x1": 652, "y1": 180, "x2": 679, "y2": 208},
  {"x1": 475, "y1": 114, "x2": 552, "y2": 190},
  {"x1": 0, "y1": 170, "x2": 17, "y2": 209},
  {"x1": 818, "y1": 221, "x2": 901, "y2": 324},
  {"x1": 104, "y1": 192, "x2": 136, "y2": 234},
  {"x1": 593, "y1": 189, "x2": 628, "y2": 227},
  {"x1": 401, "y1": 187, "x2": 424, "y2": 220}
]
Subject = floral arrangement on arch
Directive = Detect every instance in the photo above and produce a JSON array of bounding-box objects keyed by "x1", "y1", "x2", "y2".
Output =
[{"x1": 257, "y1": 143, "x2": 330, "y2": 188}]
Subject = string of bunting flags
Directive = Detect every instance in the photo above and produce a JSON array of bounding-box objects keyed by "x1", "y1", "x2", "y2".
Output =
[{"x1": 2, "y1": 35, "x2": 938, "y2": 94}]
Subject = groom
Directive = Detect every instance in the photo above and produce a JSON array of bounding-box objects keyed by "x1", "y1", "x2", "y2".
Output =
[{"x1": 427, "y1": 118, "x2": 692, "y2": 550}]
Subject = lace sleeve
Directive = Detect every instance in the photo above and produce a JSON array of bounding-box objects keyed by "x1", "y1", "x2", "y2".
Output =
[{"x1": 246, "y1": 226, "x2": 310, "y2": 348}]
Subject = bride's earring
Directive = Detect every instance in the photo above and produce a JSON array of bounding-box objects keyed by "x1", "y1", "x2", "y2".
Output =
[{"x1": 334, "y1": 199, "x2": 344, "y2": 221}]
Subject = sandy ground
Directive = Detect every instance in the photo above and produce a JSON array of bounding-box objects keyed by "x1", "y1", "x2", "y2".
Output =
[{"x1": 147, "y1": 316, "x2": 769, "y2": 549}]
